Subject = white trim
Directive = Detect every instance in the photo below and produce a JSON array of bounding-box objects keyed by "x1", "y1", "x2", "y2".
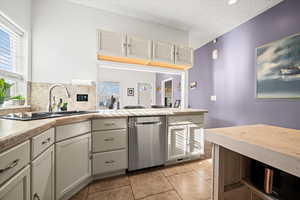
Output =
[
  {"x1": 0, "y1": 11, "x2": 25, "y2": 36},
  {"x1": 0, "y1": 69, "x2": 24, "y2": 80},
  {"x1": 97, "y1": 60, "x2": 182, "y2": 75},
  {"x1": 181, "y1": 70, "x2": 189, "y2": 108},
  {"x1": 97, "y1": 60, "x2": 189, "y2": 108},
  {"x1": 161, "y1": 78, "x2": 173, "y2": 107}
]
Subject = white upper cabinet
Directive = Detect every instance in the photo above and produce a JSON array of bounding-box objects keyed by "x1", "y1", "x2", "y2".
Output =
[
  {"x1": 97, "y1": 29, "x2": 193, "y2": 67},
  {"x1": 175, "y1": 46, "x2": 193, "y2": 66},
  {"x1": 126, "y1": 35, "x2": 152, "y2": 60},
  {"x1": 152, "y1": 41, "x2": 175, "y2": 64},
  {"x1": 98, "y1": 29, "x2": 126, "y2": 57}
]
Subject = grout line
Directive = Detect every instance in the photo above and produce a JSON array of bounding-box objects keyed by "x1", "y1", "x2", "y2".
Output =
[
  {"x1": 165, "y1": 176, "x2": 183, "y2": 200},
  {"x1": 135, "y1": 189, "x2": 175, "y2": 200}
]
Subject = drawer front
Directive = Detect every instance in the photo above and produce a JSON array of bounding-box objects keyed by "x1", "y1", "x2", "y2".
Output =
[
  {"x1": 56, "y1": 121, "x2": 91, "y2": 141},
  {"x1": 93, "y1": 129, "x2": 127, "y2": 153},
  {"x1": 31, "y1": 128, "x2": 55, "y2": 159},
  {"x1": 93, "y1": 149, "x2": 127, "y2": 175},
  {"x1": 92, "y1": 118, "x2": 127, "y2": 131},
  {"x1": 168, "y1": 114, "x2": 204, "y2": 125},
  {"x1": 0, "y1": 141, "x2": 30, "y2": 185}
]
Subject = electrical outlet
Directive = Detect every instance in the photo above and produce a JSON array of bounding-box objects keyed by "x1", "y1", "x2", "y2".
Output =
[
  {"x1": 210, "y1": 95, "x2": 217, "y2": 101},
  {"x1": 77, "y1": 94, "x2": 88, "y2": 102}
]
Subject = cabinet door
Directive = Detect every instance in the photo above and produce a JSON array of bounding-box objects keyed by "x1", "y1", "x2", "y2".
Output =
[
  {"x1": 175, "y1": 46, "x2": 193, "y2": 66},
  {"x1": 126, "y1": 35, "x2": 152, "y2": 60},
  {"x1": 152, "y1": 41, "x2": 175, "y2": 64},
  {"x1": 167, "y1": 125, "x2": 188, "y2": 161},
  {"x1": 188, "y1": 124, "x2": 204, "y2": 156},
  {"x1": 56, "y1": 134, "x2": 91, "y2": 200},
  {"x1": 31, "y1": 146, "x2": 54, "y2": 200},
  {"x1": 98, "y1": 30, "x2": 126, "y2": 57},
  {"x1": 0, "y1": 166, "x2": 30, "y2": 200}
]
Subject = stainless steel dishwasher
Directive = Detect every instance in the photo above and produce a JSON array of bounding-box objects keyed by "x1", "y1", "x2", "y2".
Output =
[{"x1": 128, "y1": 116, "x2": 166, "y2": 171}]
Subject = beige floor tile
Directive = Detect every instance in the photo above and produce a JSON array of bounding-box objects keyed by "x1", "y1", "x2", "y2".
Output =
[
  {"x1": 168, "y1": 171, "x2": 212, "y2": 200},
  {"x1": 89, "y1": 175, "x2": 130, "y2": 193},
  {"x1": 70, "y1": 187, "x2": 89, "y2": 200},
  {"x1": 141, "y1": 190, "x2": 181, "y2": 200},
  {"x1": 129, "y1": 171, "x2": 173, "y2": 199},
  {"x1": 190, "y1": 159, "x2": 212, "y2": 170},
  {"x1": 190, "y1": 159, "x2": 212, "y2": 179},
  {"x1": 87, "y1": 186, "x2": 134, "y2": 200},
  {"x1": 161, "y1": 163, "x2": 194, "y2": 177}
]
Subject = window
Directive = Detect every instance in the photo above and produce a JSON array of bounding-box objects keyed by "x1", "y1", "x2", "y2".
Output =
[{"x1": 0, "y1": 13, "x2": 26, "y2": 100}]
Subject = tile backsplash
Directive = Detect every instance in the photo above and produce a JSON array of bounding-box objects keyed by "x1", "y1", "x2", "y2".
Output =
[{"x1": 29, "y1": 82, "x2": 96, "y2": 112}]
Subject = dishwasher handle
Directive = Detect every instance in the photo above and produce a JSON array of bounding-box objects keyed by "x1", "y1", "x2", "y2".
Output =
[{"x1": 135, "y1": 121, "x2": 162, "y2": 126}]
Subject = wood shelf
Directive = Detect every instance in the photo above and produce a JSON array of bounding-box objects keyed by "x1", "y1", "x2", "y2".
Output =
[
  {"x1": 97, "y1": 55, "x2": 192, "y2": 70},
  {"x1": 241, "y1": 179, "x2": 278, "y2": 200}
]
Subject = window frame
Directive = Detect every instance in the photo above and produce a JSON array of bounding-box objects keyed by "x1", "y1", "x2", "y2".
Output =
[{"x1": 0, "y1": 11, "x2": 28, "y2": 100}]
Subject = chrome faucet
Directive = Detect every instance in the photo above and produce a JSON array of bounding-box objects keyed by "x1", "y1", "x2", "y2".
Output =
[{"x1": 48, "y1": 84, "x2": 71, "y2": 112}]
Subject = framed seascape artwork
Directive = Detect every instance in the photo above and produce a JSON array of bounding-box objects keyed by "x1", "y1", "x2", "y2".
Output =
[{"x1": 256, "y1": 33, "x2": 300, "y2": 98}]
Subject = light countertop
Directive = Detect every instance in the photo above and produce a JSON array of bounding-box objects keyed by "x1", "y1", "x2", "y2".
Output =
[
  {"x1": 206, "y1": 124, "x2": 300, "y2": 177},
  {"x1": 0, "y1": 108, "x2": 207, "y2": 153}
]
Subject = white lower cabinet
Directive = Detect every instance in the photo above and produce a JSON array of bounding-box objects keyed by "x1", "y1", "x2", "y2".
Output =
[
  {"x1": 93, "y1": 149, "x2": 127, "y2": 175},
  {"x1": 167, "y1": 125, "x2": 188, "y2": 161},
  {"x1": 31, "y1": 146, "x2": 55, "y2": 200},
  {"x1": 55, "y1": 134, "x2": 91, "y2": 200},
  {"x1": 167, "y1": 123, "x2": 204, "y2": 161},
  {"x1": 188, "y1": 124, "x2": 204, "y2": 156},
  {"x1": 0, "y1": 165, "x2": 30, "y2": 200}
]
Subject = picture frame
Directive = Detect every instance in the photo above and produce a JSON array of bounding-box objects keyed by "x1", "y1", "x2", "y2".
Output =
[
  {"x1": 127, "y1": 88, "x2": 135, "y2": 96},
  {"x1": 174, "y1": 100, "x2": 181, "y2": 108},
  {"x1": 256, "y1": 32, "x2": 300, "y2": 99}
]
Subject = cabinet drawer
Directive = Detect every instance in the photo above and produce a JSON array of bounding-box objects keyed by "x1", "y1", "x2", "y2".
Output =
[
  {"x1": 93, "y1": 150, "x2": 127, "y2": 175},
  {"x1": 93, "y1": 129, "x2": 127, "y2": 152},
  {"x1": 0, "y1": 141, "x2": 30, "y2": 185},
  {"x1": 168, "y1": 115, "x2": 204, "y2": 125},
  {"x1": 92, "y1": 118, "x2": 127, "y2": 131},
  {"x1": 56, "y1": 121, "x2": 91, "y2": 141},
  {"x1": 31, "y1": 128, "x2": 55, "y2": 159}
]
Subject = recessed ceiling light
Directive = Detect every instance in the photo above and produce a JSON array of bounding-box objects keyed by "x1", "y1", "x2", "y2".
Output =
[{"x1": 228, "y1": 0, "x2": 238, "y2": 5}]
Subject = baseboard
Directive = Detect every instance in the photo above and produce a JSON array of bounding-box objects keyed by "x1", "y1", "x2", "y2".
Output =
[
  {"x1": 60, "y1": 177, "x2": 92, "y2": 200},
  {"x1": 93, "y1": 170, "x2": 126, "y2": 181}
]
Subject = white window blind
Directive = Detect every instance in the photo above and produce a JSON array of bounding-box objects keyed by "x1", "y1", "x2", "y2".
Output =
[{"x1": 0, "y1": 14, "x2": 24, "y2": 79}]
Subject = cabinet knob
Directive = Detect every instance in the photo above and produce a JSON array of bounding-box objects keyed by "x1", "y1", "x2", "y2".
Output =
[{"x1": 104, "y1": 137, "x2": 114, "y2": 142}]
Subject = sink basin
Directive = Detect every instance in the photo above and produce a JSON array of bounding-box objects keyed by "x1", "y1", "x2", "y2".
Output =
[{"x1": 0, "y1": 110, "x2": 96, "y2": 121}]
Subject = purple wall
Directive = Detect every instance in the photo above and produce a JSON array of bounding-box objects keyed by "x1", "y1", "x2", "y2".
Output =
[
  {"x1": 189, "y1": 0, "x2": 300, "y2": 129},
  {"x1": 156, "y1": 73, "x2": 181, "y2": 106}
]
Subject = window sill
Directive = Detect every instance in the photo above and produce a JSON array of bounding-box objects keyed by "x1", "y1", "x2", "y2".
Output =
[{"x1": 0, "y1": 105, "x2": 31, "y2": 115}]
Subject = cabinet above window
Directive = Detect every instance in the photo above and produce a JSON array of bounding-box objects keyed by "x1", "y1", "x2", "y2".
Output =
[{"x1": 97, "y1": 29, "x2": 193, "y2": 70}]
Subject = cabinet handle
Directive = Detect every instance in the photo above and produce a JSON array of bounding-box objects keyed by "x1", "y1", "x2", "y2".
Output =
[
  {"x1": 89, "y1": 152, "x2": 93, "y2": 160},
  {"x1": 0, "y1": 159, "x2": 20, "y2": 174},
  {"x1": 41, "y1": 137, "x2": 51, "y2": 145},
  {"x1": 104, "y1": 123, "x2": 115, "y2": 126},
  {"x1": 33, "y1": 193, "x2": 41, "y2": 200},
  {"x1": 104, "y1": 137, "x2": 114, "y2": 142},
  {"x1": 123, "y1": 43, "x2": 127, "y2": 47},
  {"x1": 127, "y1": 44, "x2": 131, "y2": 48},
  {"x1": 105, "y1": 160, "x2": 115, "y2": 164}
]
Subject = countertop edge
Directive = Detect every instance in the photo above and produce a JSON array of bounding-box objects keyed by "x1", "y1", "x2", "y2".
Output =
[
  {"x1": 205, "y1": 129, "x2": 300, "y2": 178},
  {"x1": 0, "y1": 109, "x2": 207, "y2": 153}
]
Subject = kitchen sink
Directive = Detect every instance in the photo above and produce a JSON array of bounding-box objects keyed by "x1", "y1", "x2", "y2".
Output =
[{"x1": 0, "y1": 110, "x2": 96, "y2": 121}]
